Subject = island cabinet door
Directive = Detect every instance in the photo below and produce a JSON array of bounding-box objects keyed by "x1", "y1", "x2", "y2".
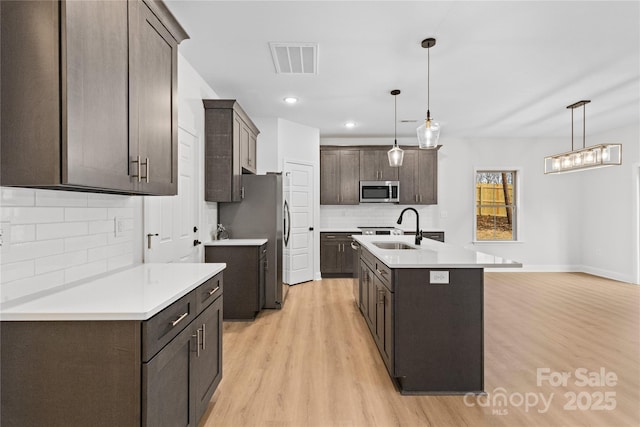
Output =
[{"x1": 373, "y1": 278, "x2": 394, "y2": 372}]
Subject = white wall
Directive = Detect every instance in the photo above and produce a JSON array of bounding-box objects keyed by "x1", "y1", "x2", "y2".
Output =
[{"x1": 580, "y1": 124, "x2": 639, "y2": 284}]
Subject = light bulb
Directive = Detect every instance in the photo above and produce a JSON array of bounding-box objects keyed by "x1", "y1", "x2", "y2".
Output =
[
  {"x1": 552, "y1": 158, "x2": 561, "y2": 170},
  {"x1": 561, "y1": 155, "x2": 572, "y2": 169},
  {"x1": 388, "y1": 145, "x2": 404, "y2": 167},
  {"x1": 602, "y1": 146, "x2": 610, "y2": 161},
  {"x1": 572, "y1": 152, "x2": 583, "y2": 166}
]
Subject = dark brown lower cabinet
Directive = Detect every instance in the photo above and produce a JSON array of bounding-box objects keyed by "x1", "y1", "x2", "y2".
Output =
[
  {"x1": 1, "y1": 273, "x2": 223, "y2": 427},
  {"x1": 205, "y1": 244, "x2": 266, "y2": 320},
  {"x1": 143, "y1": 294, "x2": 222, "y2": 427},
  {"x1": 320, "y1": 232, "x2": 361, "y2": 277}
]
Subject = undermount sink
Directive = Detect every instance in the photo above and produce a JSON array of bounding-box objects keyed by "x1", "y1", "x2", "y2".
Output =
[{"x1": 372, "y1": 241, "x2": 417, "y2": 250}]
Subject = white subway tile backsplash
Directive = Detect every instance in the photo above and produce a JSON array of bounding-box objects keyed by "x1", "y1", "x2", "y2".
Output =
[
  {"x1": 107, "y1": 230, "x2": 132, "y2": 245},
  {"x1": 37, "y1": 222, "x2": 88, "y2": 240},
  {"x1": 65, "y1": 207, "x2": 108, "y2": 222},
  {"x1": 0, "y1": 187, "x2": 137, "y2": 301},
  {"x1": 64, "y1": 234, "x2": 108, "y2": 252},
  {"x1": 87, "y1": 193, "x2": 133, "y2": 208},
  {"x1": 5, "y1": 207, "x2": 64, "y2": 224},
  {"x1": 89, "y1": 220, "x2": 115, "y2": 234},
  {"x1": 10, "y1": 224, "x2": 36, "y2": 243},
  {"x1": 1, "y1": 188, "x2": 35, "y2": 206},
  {"x1": 36, "y1": 189, "x2": 88, "y2": 207},
  {"x1": 64, "y1": 260, "x2": 107, "y2": 284},
  {"x1": 87, "y1": 246, "x2": 107, "y2": 262},
  {"x1": 107, "y1": 253, "x2": 134, "y2": 270},
  {"x1": 107, "y1": 207, "x2": 134, "y2": 219},
  {"x1": 0, "y1": 271, "x2": 65, "y2": 302},
  {"x1": 106, "y1": 242, "x2": 132, "y2": 258},
  {"x1": 35, "y1": 250, "x2": 88, "y2": 275},
  {"x1": 1, "y1": 260, "x2": 35, "y2": 283},
  {"x1": 1, "y1": 239, "x2": 65, "y2": 264}
]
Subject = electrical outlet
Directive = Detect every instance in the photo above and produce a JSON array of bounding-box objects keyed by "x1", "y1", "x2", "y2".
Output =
[
  {"x1": 429, "y1": 270, "x2": 449, "y2": 284},
  {"x1": 0, "y1": 221, "x2": 11, "y2": 250},
  {"x1": 114, "y1": 217, "x2": 126, "y2": 237}
]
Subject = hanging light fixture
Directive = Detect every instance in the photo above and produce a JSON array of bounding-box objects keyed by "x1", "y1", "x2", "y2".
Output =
[
  {"x1": 416, "y1": 38, "x2": 441, "y2": 149},
  {"x1": 388, "y1": 89, "x2": 404, "y2": 167},
  {"x1": 544, "y1": 100, "x2": 622, "y2": 174}
]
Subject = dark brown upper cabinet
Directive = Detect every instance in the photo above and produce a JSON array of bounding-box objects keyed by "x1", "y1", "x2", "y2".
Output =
[
  {"x1": 0, "y1": 0, "x2": 188, "y2": 195},
  {"x1": 359, "y1": 149, "x2": 398, "y2": 181},
  {"x1": 398, "y1": 148, "x2": 438, "y2": 205},
  {"x1": 320, "y1": 148, "x2": 360, "y2": 205},
  {"x1": 203, "y1": 100, "x2": 260, "y2": 202}
]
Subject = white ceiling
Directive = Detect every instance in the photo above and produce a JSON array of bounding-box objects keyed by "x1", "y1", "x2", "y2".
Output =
[{"x1": 166, "y1": 1, "x2": 640, "y2": 141}]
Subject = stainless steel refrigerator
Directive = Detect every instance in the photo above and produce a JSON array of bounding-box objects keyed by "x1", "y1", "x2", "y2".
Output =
[{"x1": 218, "y1": 173, "x2": 288, "y2": 309}]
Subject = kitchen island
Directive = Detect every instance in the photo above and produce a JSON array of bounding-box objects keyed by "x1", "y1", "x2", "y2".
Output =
[
  {"x1": 1, "y1": 263, "x2": 225, "y2": 427},
  {"x1": 352, "y1": 234, "x2": 521, "y2": 395}
]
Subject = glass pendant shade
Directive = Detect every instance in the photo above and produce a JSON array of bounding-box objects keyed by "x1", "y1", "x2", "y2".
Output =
[
  {"x1": 417, "y1": 118, "x2": 440, "y2": 149},
  {"x1": 388, "y1": 143, "x2": 404, "y2": 167}
]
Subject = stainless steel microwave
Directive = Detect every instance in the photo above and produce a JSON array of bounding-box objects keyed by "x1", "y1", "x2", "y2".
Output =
[{"x1": 359, "y1": 181, "x2": 400, "y2": 203}]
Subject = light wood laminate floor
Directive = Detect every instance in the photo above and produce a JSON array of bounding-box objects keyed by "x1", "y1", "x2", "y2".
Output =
[{"x1": 199, "y1": 273, "x2": 639, "y2": 427}]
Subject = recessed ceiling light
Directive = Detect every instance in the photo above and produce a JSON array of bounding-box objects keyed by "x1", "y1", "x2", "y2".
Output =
[
  {"x1": 284, "y1": 97, "x2": 298, "y2": 104},
  {"x1": 345, "y1": 121, "x2": 356, "y2": 128}
]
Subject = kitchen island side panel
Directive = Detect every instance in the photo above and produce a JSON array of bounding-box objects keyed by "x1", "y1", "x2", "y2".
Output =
[{"x1": 394, "y1": 268, "x2": 484, "y2": 393}]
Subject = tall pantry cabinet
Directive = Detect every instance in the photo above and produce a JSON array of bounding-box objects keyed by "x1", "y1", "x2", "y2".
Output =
[{"x1": 0, "y1": 0, "x2": 188, "y2": 195}]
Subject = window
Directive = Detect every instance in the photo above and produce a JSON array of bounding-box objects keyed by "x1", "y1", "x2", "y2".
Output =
[{"x1": 475, "y1": 170, "x2": 517, "y2": 241}]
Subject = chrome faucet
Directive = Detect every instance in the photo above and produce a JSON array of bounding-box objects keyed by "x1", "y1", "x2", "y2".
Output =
[{"x1": 397, "y1": 207, "x2": 422, "y2": 245}]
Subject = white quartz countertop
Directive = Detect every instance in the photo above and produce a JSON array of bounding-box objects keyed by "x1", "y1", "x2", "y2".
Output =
[
  {"x1": 204, "y1": 239, "x2": 268, "y2": 246},
  {"x1": 353, "y1": 235, "x2": 522, "y2": 269},
  {"x1": 0, "y1": 263, "x2": 226, "y2": 321}
]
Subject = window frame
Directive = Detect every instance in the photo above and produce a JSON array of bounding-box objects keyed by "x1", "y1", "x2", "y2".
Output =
[{"x1": 473, "y1": 168, "x2": 522, "y2": 243}]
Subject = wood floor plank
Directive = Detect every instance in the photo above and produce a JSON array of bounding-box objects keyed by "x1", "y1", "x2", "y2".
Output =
[{"x1": 199, "y1": 273, "x2": 639, "y2": 427}]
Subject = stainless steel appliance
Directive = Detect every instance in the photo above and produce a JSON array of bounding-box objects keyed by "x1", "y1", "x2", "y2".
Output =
[
  {"x1": 359, "y1": 180, "x2": 400, "y2": 203},
  {"x1": 358, "y1": 226, "x2": 404, "y2": 235},
  {"x1": 218, "y1": 173, "x2": 286, "y2": 309}
]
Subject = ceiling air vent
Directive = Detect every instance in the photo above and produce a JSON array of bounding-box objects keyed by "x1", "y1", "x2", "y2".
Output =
[{"x1": 269, "y1": 42, "x2": 318, "y2": 74}]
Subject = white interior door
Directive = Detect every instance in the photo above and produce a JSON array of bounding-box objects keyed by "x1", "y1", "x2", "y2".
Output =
[
  {"x1": 284, "y1": 160, "x2": 314, "y2": 285},
  {"x1": 144, "y1": 126, "x2": 199, "y2": 263}
]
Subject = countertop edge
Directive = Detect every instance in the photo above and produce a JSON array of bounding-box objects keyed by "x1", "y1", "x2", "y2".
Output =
[{"x1": 0, "y1": 263, "x2": 227, "y2": 322}]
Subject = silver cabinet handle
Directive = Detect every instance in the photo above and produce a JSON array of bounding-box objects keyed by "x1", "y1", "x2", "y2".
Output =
[
  {"x1": 192, "y1": 328, "x2": 201, "y2": 357},
  {"x1": 171, "y1": 312, "x2": 189, "y2": 327},
  {"x1": 140, "y1": 157, "x2": 150, "y2": 183},
  {"x1": 326, "y1": 235, "x2": 336, "y2": 239},
  {"x1": 132, "y1": 156, "x2": 141, "y2": 182},
  {"x1": 208, "y1": 286, "x2": 220, "y2": 296},
  {"x1": 145, "y1": 157, "x2": 150, "y2": 183},
  {"x1": 201, "y1": 323, "x2": 206, "y2": 350},
  {"x1": 376, "y1": 268, "x2": 387, "y2": 276},
  {"x1": 351, "y1": 242, "x2": 359, "y2": 250},
  {"x1": 377, "y1": 289, "x2": 385, "y2": 304}
]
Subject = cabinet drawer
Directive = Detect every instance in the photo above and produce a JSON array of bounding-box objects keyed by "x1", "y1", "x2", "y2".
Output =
[
  {"x1": 195, "y1": 272, "x2": 224, "y2": 314},
  {"x1": 374, "y1": 259, "x2": 393, "y2": 291},
  {"x1": 361, "y1": 247, "x2": 375, "y2": 269},
  {"x1": 142, "y1": 291, "x2": 197, "y2": 362}
]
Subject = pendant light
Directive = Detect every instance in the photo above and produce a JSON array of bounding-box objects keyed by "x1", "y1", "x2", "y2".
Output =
[
  {"x1": 544, "y1": 100, "x2": 622, "y2": 174},
  {"x1": 416, "y1": 38, "x2": 441, "y2": 149},
  {"x1": 388, "y1": 89, "x2": 404, "y2": 167}
]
